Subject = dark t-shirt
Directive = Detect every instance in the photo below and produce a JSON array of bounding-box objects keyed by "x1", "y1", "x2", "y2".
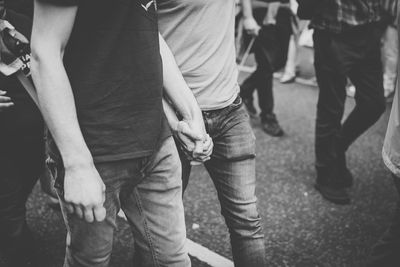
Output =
[{"x1": 38, "y1": 0, "x2": 170, "y2": 162}]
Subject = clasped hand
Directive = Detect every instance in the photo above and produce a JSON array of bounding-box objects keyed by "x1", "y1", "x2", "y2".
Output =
[{"x1": 174, "y1": 120, "x2": 213, "y2": 165}]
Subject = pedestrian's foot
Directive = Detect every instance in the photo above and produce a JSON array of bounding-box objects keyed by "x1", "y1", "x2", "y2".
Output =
[
  {"x1": 261, "y1": 114, "x2": 284, "y2": 137},
  {"x1": 339, "y1": 167, "x2": 354, "y2": 188},
  {"x1": 336, "y1": 150, "x2": 353, "y2": 188},
  {"x1": 243, "y1": 97, "x2": 257, "y2": 118},
  {"x1": 280, "y1": 73, "x2": 296, "y2": 84},
  {"x1": 314, "y1": 183, "x2": 350, "y2": 205}
]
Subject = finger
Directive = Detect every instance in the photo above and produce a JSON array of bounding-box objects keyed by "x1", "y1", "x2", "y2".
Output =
[
  {"x1": 74, "y1": 205, "x2": 84, "y2": 219},
  {"x1": 0, "y1": 103, "x2": 14, "y2": 111},
  {"x1": 0, "y1": 96, "x2": 12, "y2": 102},
  {"x1": 192, "y1": 154, "x2": 211, "y2": 163},
  {"x1": 93, "y1": 206, "x2": 107, "y2": 222},
  {"x1": 100, "y1": 183, "x2": 106, "y2": 204},
  {"x1": 83, "y1": 207, "x2": 95, "y2": 223},
  {"x1": 203, "y1": 142, "x2": 213, "y2": 158},
  {"x1": 0, "y1": 90, "x2": 6, "y2": 95},
  {"x1": 190, "y1": 161, "x2": 202, "y2": 166},
  {"x1": 202, "y1": 135, "x2": 213, "y2": 152},
  {"x1": 12, "y1": 30, "x2": 29, "y2": 43},
  {"x1": 192, "y1": 140, "x2": 204, "y2": 158},
  {"x1": 196, "y1": 156, "x2": 211, "y2": 162},
  {"x1": 64, "y1": 203, "x2": 75, "y2": 214}
]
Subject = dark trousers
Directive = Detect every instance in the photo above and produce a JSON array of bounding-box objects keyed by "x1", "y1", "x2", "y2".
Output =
[
  {"x1": 313, "y1": 24, "x2": 386, "y2": 174},
  {"x1": 0, "y1": 94, "x2": 44, "y2": 267},
  {"x1": 367, "y1": 176, "x2": 400, "y2": 266},
  {"x1": 240, "y1": 7, "x2": 292, "y2": 119}
]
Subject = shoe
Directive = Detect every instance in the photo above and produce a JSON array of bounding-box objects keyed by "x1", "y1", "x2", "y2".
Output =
[
  {"x1": 315, "y1": 167, "x2": 351, "y2": 205},
  {"x1": 243, "y1": 97, "x2": 257, "y2": 118},
  {"x1": 314, "y1": 182, "x2": 350, "y2": 205},
  {"x1": 280, "y1": 73, "x2": 296, "y2": 84},
  {"x1": 336, "y1": 149, "x2": 353, "y2": 188},
  {"x1": 339, "y1": 168, "x2": 354, "y2": 188},
  {"x1": 261, "y1": 114, "x2": 284, "y2": 137}
]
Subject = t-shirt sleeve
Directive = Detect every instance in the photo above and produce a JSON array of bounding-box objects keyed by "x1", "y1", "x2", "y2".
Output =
[{"x1": 36, "y1": 0, "x2": 78, "y2": 6}]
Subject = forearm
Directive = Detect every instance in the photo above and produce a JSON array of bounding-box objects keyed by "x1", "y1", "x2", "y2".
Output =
[
  {"x1": 241, "y1": 0, "x2": 254, "y2": 19},
  {"x1": 159, "y1": 34, "x2": 202, "y2": 121},
  {"x1": 162, "y1": 98, "x2": 180, "y2": 132},
  {"x1": 31, "y1": 54, "x2": 93, "y2": 167}
]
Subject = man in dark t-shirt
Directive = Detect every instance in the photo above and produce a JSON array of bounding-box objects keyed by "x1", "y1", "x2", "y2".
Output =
[{"x1": 31, "y1": 0, "x2": 209, "y2": 266}]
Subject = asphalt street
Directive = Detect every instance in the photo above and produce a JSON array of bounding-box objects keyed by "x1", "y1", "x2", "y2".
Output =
[{"x1": 0, "y1": 77, "x2": 396, "y2": 267}]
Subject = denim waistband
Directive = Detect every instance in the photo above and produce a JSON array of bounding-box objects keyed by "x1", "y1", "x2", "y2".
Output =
[{"x1": 202, "y1": 95, "x2": 242, "y2": 117}]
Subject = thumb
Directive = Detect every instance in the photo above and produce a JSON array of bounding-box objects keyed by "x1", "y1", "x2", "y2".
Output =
[{"x1": 193, "y1": 140, "x2": 203, "y2": 156}]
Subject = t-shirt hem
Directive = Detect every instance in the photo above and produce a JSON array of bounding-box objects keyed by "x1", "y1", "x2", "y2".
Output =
[
  {"x1": 93, "y1": 150, "x2": 154, "y2": 163},
  {"x1": 92, "y1": 132, "x2": 172, "y2": 163},
  {"x1": 199, "y1": 90, "x2": 239, "y2": 111}
]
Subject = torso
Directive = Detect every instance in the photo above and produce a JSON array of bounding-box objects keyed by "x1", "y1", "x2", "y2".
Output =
[
  {"x1": 62, "y1": 0, "x2": 169, "y2": 162},
  {"x1": 157, "y1": 0, "x2": 240, "y2": 111}
]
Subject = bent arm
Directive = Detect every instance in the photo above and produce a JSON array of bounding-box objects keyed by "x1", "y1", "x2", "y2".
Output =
[{"x1": 159, "y1": 33, "x2": 204, "y2": 135}]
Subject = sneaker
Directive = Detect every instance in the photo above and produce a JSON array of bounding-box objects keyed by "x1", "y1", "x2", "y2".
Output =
[
  {"x1": 336, "y1": 149, "x2": 353, "y2": 188},
  {"x1": 243, "y1": 97, "x2": 257, "y2": 118},
  {"x1": 314, "y1": 182, "x2": 350, "y2": 205},
  {"x1": 261, "y1": 114, "x2": 284, "y2": 137},
  {"x1": 315, "y1": 168, "x2": 350, "y2": 205},
  {"x1": 280, "y1": 73, "x2": 296, "y2": 84}
]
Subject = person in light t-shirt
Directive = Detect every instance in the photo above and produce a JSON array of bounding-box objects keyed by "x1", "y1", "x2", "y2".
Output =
[{"x1": 158, "y1": 0, "x2": 267, "y2": 266}]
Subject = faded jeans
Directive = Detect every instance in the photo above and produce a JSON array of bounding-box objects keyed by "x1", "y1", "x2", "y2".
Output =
[
  {"x1": 48, "y1": 137, "x2": 190, "y2": 267},
  {"x1": 179, "y1": 96, "x2": 267, "y2": 267}
]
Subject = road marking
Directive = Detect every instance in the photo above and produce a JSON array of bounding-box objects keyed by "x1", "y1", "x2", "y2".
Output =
[{"x1": 117, "y1": 210, "x2": 234, "y2": 267}]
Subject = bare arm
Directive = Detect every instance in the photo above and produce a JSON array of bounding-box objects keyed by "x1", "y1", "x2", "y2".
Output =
[
  {"x1": 241, "y1": 0, "x2": 260, "y2": 36},
  {"x1": 159, "y1": 34, "x2": 212, "y2": 162},
  {"x1": 31, "y1": 0, "x2": 106, "y2": 223}
]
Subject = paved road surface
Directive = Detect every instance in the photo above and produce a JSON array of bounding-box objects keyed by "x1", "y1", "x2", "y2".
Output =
[{"x1": 0, "y1": 79, "x2": 395, "y2": 267}]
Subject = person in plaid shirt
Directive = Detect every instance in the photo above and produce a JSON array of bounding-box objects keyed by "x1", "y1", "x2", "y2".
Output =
[
  {"x1": 310, "y1": 0, "x2": 387, "y2": 205},
  {"x1": 310, "y1": 0, "x2": 383, "y2": 33}
]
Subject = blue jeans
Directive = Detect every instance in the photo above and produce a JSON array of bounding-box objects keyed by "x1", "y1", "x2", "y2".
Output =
[
  {"x1": 49, "y1": 137, "x2": 190, "y2": 267},
  {"x1": 179, "y1": 96, "x2": 266, "y2": 267}
]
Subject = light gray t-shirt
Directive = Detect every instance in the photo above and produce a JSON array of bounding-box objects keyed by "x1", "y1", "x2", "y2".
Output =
[{"x1": 157, "y1": 0, "x2": 240, "y2": 110}]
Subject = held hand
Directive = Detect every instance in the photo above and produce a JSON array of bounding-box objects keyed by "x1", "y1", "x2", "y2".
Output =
[
  {"x1": 173, "y1": 120, "x2": 213, "y2": 163},
  {"x1": 243, "y1": 17, "x2": 260, "y2": 37},
  {"x1": 190, "y1": 134, "x2": 213, "y2": 165},
  {"x1": 63, "y1": 163, "x2": 106, "y2": 223},
  {"x1": 0, "y1": 90, "x2": 14, "y2": 111}
]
